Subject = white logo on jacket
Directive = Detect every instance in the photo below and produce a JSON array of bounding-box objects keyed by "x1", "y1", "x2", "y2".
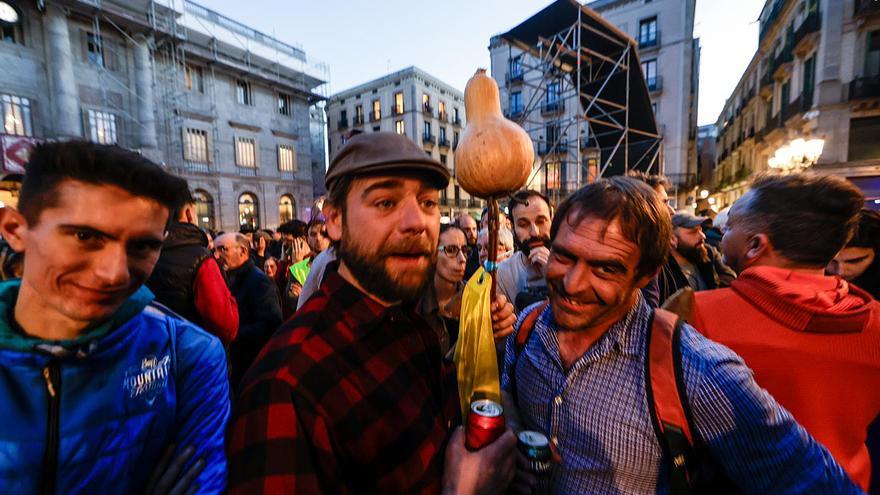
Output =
[{"x1": 123, "y1": 354, "x2": 171, "y2": 405}]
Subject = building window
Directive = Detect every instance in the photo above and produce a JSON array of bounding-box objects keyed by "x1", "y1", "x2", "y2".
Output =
[
  {"x1": 802, "y1": 55, "x2": 815, "y2": 104},
  {"x1": 371, "y1": 99, "x2": 381, "y2": 121},
  {"x1": 394, "y1": 92, "x2": 404, "y2": 114},
  {"x1": 439, "y1": 126, "x2": 447, "y2": 142},
  {"x1": 510, "y1": 91, "x2": 523, "y2": 115},
  {"x1": 238, "y1": 192, "x2": 260, "y2": 230},
  {"x1": 278, "y1": 144, "x2": 296, "y2": 172},
  {"x1": 438, "y1": 101, "x2": 447, "y2": 121},
  {"x1": 422, "y1": 93, "x2": 432, "y2": 113},
  {"x1": 509, "y1": 55, "x2": 523, "y2": 79},
  {"x1": 642, "y1": 59, "x2": 658, "y2": 90},
  {"x1": 183, "y1": 128, "x2": 209, "y2": 163},
  {"x1": 185, "y1": 64, "x2": 203, "y2": 92},
  {"x1": 546, "y1": 80, "x2": 561, "y2": 105},
  {"x1": 87, "y1": 110, "x2": 117, "y2": 144},
  {"x1": 424, "y1": 121, "x2": 432, "y2": 138},
  {"x1": 395, "y1": 119, "x2": 405, "y2": 135},
  {"x1": 2, "y1": 94, "x2": 32, "y2": 136},
  {"x1": 546, "y1": 161, "x2": 561, "y2": 190},
  {"x1": 235, "y1": 80, "x2": 253, "y2": 105},
  {"x1": 639, "y1": 17, "x2": 658, "y2": 47},
  {"x1": 279, "y1": 194, "x2": 295, "y2": 223},
  {"x1": 867, "y1": 30, "x2": 880, "y2": 78},
  {"x1": 454, "y1": 107, "x2": 460, "y2": 124},
  {"x1": 355, "y1": 105, "x2": 364, "y2": 125},
  {"x1": 193, "y1": 189, "x2": 215, "y2": 230},
  {"x1": 278, "y1": 93, "x2": 292, "y2": 116},
  {"x1": 453, "y1": 130, "x2": 460, "y2": 148},
  {"x1": 440, "y1": 154, "x2": 447, "y2": 165},
  {"x1": 849, "y1": 117, "x2": 880, "y2": 161},
  {"x1": 235, "y1": 137, "x2": 257, "y2": 168},
  {"x1": 1, "y1": 8, "x2": 22, "y2": 45},
  {"x1": 86, "y1": 32, "x2": 104, "y2": 67}
]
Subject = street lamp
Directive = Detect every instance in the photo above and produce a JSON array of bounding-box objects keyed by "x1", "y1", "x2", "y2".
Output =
[
  {"x1": 700, "y1": 189, "x2": 709, "y2": 199},
  {"x1": 768, "y1": 137, "x2": 825, "y2": 173}
]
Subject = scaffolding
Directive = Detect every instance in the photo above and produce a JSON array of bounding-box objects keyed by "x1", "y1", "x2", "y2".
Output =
[{"x1": 497, "y1": 0, "x2": 662, "y2": 204}]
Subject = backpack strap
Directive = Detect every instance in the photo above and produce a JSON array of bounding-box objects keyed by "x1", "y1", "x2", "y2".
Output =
[
  {"x1": 515, "y1": 301, "x2": 549, "y2": 357},
  {"x1": 646, "y1": 308, "x2": 695, "y2": 495}
]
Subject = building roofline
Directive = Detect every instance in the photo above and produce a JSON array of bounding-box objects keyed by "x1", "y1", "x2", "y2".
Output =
[{"x1": 328, "y1": 66, "x2": 464, "y2": 102}]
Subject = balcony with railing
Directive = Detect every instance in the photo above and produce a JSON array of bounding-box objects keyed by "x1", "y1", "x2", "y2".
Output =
[
  {"x1": 542, "y1": 139, "x2": 568, "y2": 155},
  {"x1": 771, "y1": 46, "x2": 794, "y2": 79},
  {"x1": 438, "y1": 111, "x2": 448, "y2": 122},
  {"x1": 438, "y1": 136, "x2": 450, "y2": 148},
  {"x1": 541, "y1": 100, "x2": 565, "y2": 115},
  {"x1": 506, "y1": 70, "x2": 524, "y2": 84},
  {"x1": 849, "y1": 75, "x2": 880, "y2": 100},
  {"x1": 759, "y1": 0, "x2": 784, "y2": 42},
  {"x1": 782, "y1": 96, "x2": 805, "y2": 122},
  {"x1": 855, "y1": 0, "x2": 880, "y2": 16},
  {"x1": 422, "y1": 132, "x2": 436, "y2": 146},
  {"x1": 453, "y1": 117, "x2": 462, "y2": 127}
]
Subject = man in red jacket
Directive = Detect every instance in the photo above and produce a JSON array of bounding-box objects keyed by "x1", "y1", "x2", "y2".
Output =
[{"x1": 691, "y1": 173, "x2": 880, "y2": 491}]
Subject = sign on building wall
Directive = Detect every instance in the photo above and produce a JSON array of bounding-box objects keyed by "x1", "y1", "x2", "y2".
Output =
[{"x1": 0, "y1": 135, "x2": 37, "y2": 174}]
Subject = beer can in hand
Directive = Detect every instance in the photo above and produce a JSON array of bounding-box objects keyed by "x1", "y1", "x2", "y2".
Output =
[
  {"x1": 517, "y1": 430, "x2": 553, "y2": 475},
  {"x1": 465, "y1": 399, "x2": 505, "y2": 451}
]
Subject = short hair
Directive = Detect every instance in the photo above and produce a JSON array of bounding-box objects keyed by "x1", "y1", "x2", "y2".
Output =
[
  {"x1": 307, "y1": 217, "x2": 326, "y2": 230},
  {"x1": 233, "y1": 233, "x2": 251, "y2": 252},
  {"x1": 508, "y1": 189, "x2": 554, "y2": 222},
  {"x1": 19, "y1": 140, "x2": 188, "y2": 225},
  {"x1": 737, "y1": 173, "x2": 864, "y2": 266},
  {"x1": 238, "y1": 225, "x2": 255, "y2": 235},
  {"x1": 278, "y1": 219, "x2": 308, "y2": 238},
  {"x1": 456, "y1": 214, "x2": 476, "y2": 227},
  {"x1": 551, "y1": 176, "x2": 671, "y2": 279},
  {"x1": 440, "y1": 223, "x2": 465, "y2": 237},
  {"x1": 847, "y1": 209, "x2": 880, "y2": 250},
  {"x1": 171, "y1": 189, "x2": 195, "y2": 221},
  {"x1": 478, "y1": 227, "x2": 513, "y2": 250},
  {"x1": 627, "y1": 170, "x2": 669, "y2": 190}
]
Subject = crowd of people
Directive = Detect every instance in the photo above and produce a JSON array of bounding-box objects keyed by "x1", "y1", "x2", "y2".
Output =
[{"x1": 0, "y1": 133, "x2": 877, "y2": 494}]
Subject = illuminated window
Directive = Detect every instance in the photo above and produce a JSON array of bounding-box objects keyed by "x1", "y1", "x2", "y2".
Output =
[
  {"x1": 395, "y1": 120, "x2": 405, "y2": 135},
  {"x1": 278, "y1": 144, "x2": 296, "y2": 172},
  {"x1": 235, "y1": 137, "x2": 257, "y2": 168},
  {"x1": 279, "y1": 194, "x2": 295, "y2": 223},
  {"x1": 238, "y1": 192, "x2": 260, "y2": 229},
  {"x1": 87, "y1": 110, "x2": 117, "y2": 144},
  {"x1": 2, "y1": 94, "x2": 32, "y2": 136},
  {"x1": 194, "y1": 189, "x2": 215, "y2": 230},
  {"x1": 183, "y1": 128, "x2": 209, "y2": 163}
]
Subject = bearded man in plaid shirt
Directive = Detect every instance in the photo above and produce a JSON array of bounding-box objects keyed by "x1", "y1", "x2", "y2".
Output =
[{"x1": 228, "y1": 132, "x2": 518, "y2": 494}]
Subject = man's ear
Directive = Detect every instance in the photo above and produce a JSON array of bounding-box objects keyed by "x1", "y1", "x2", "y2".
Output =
[
  {"x1": 745, "y1": 233, "x2": 771, "y2": 264},
  {"x1": 0, "y1": 207, "x2": 29, "y2": 253},
  {"x1": 184, "y1": 205, "x2": 196, "y2": 224},
  {"x1": 323, "y1": 202, "x2": 343, "y2": 242}
]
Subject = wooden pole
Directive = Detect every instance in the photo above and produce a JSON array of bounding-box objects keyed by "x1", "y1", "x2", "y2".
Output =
[{"x1": 487, "y1": 197, "x2": 500, "y2": 299}]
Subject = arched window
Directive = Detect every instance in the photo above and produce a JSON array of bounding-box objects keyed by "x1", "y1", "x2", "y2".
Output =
[
  {"x1": 279, "y1": 194, "x2": 296, "y2": 224},
  {"x1": 239, "y1": 192, "x2": 260, "y2": 229},
  {"x1": 193, "y1": 189, "x2": 215, "y2": 230}
]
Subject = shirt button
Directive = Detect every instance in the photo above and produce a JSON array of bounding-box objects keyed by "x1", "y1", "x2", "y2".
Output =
[{"x1": 554, "y1": 395, "x2": 563, "y2": 406}]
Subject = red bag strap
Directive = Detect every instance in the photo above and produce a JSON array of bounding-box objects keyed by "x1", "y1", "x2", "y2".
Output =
[
  {"x1": 515, "y1": 301, "x2": 549, "y2": 356},
  {"x1": 648, "y1": 308, "x2": 694, "y2": 445}
]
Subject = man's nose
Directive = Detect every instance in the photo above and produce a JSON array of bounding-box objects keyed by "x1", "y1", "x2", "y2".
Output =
[
  {"x1": 398, "y1": 197, "x2": 429, "y2": 234},
  {"x1": 94, "y1": 245, "x2": 130, "y2": 287}
]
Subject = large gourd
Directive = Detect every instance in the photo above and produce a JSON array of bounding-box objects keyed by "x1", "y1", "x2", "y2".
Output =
[{"x1": 455, "y1": 69, "x2": 534, "y2": 198}]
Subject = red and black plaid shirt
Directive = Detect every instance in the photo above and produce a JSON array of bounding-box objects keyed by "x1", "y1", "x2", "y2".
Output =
[{"x1": 228, "y1": 266, "x2": 458, "y2": 494}]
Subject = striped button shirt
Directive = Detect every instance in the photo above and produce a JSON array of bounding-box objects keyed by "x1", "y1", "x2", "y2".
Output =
[{"x1": 502, "y1": 297, "x2": 863, "y2": 494}]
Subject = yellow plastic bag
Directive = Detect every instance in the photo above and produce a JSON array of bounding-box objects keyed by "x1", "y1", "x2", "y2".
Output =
[{"x1": 454, "y1": 267, "x2": 501, "y2": 420}]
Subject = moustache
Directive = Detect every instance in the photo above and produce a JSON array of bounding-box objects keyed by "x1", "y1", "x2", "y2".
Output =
[{"x1": 380, "y1": 237, "x2": 434, "y2": 257}]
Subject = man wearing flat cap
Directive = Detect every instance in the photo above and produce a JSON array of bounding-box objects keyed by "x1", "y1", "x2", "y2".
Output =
[
  {"x1": 657, "y1": 211, "x2": 736, "y2": 305},
  {"x1": 228, "y1": 133, "x2": 517, "y2": 494}
]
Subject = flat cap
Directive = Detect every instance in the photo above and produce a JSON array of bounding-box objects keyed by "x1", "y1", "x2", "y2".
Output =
[{"x1": 325, "y1": 132, "x2": 450, "y2": 193}]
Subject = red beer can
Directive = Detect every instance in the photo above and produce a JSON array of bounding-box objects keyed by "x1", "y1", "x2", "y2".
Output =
[{"x1": 465, "y1": 399, "x2": 505, "y2": 451}]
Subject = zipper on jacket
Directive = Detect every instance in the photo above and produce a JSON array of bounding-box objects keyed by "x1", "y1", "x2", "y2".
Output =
[{"x1": 41, "y1": 362, "x2": 61, "y2": 495}]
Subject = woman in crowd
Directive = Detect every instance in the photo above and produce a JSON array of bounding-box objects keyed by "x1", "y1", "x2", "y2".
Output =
[
  {"x1": 827, "y1": 209, "x2": 880, "y2": 299},
  {"x1": 434, "y1": 224, "x2": 468, "y2": 347},
  {"x1": 477, "y1": 226, "x2": 514, "y2": 267}
]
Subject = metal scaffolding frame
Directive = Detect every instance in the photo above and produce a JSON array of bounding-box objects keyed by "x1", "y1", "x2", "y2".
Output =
[{"x1": 497, "y1": 0, "x2": 662, "y2": 204}]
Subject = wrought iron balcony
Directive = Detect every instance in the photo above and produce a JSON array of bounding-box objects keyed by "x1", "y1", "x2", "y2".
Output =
[
  {"x1": 391, "y1": 105, "x2": 404, "y2": 116},
  {"x1": 541, "y1": 100, "x2": 564, "y2": 115},
  {"x1": 793, "y1": 11, "x2": 820, "y2": 48},
  {"x1": 369, "y1": 111, "x2": 381, "y2": 122},
  {"x1": 423, "y1": 104, "x2": 434, "y2": 115},
  {"x1": 453, "y1": 117, "x2": 462, "y2": 127},
  {"x1": 638, "y1": 32, "x2": 660, "y2": 50},
  {"x1": 423, "y1": 133, "x2": 436, "y2": 145},
  {"x1": 849, "y1": 76, "x2": 880, "y2": 100},
  {"x1": 438, "y1": 137, "x2": 450, "y2": 148}
]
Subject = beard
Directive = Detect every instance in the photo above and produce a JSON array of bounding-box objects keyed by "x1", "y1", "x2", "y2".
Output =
[
  {"x1": 677, "y1": 242, "x2": 709, "y2": 264},
  {"x1": 337, "y1": 228, "x2": 436, "y2": 303},
  {"x1": 515, "y1": 234, "x2": 551, "y2": 257}
]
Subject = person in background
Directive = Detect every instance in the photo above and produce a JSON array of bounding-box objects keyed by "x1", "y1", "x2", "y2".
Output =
[
  {"x1": 827, "y1": 208, "x2": 880, "y2": 299},
  {"x1": 692, "y1": 174, "x2": 880, "y2": 492},
  {"x1": 458, "y1": 214, "x2": 481, "y2": 280},
  {"x1": 0, "y1": 238, "x2": 22, "y2": 280},
  {"x1": 657, "y1": 212, "x2": 736, "y2": 305},
  {"x1": 263, "y1": 256, "x2": 278, "y2": 281},
  {"x1": 432, "y1": 224, "x2": 468, "y2": 348},
  {"x1": 285, "y1": 217, "x2": 331, "y2": 313},
  {"x1": 250, "y1": 230, "x2": 271, "y2": 273},
  {"x1": 496, "y1": 190, "x2": 553, "y2": 313},
  {"x1": 214, "y1": 233, "x2": 283, "y2": 391},
  {"x1": 146, "y1": 190, "x2": 239, "y2": 346},
  {"x1": 502, "y1": 176, "x2": 861, "y2": 494},
  {"x1": 477, "y1": 226, "x2": 514, "y2": 267},
  {"x1": 0, "y1": 141, "x2": 229, "y2": 493}
]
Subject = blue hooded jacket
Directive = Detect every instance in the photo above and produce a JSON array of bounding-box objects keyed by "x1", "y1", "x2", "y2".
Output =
[{"x1": 0, "y1": 280, "x2": 230, "y2": 494}]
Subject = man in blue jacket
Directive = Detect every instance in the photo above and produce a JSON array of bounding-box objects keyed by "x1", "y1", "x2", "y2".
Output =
[{"x1": 0, "y1": 141, "x2": 230, "y2": 494}]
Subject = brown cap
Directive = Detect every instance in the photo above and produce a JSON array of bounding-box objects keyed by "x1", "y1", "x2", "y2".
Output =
[{"x1": 325, "y1": 132, "x2": 450, "y2": 193}]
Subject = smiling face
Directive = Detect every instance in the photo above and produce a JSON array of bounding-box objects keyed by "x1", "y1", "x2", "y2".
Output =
[
  {"x1": 546, "y1": 214, "x2": 651, "y2": 334},
  {"x1": 3, "y1": 180, "x2": 168, "y2": 331},
  {"x1": 325, "y1": 174, "x2": 440, "y2": 304}
]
